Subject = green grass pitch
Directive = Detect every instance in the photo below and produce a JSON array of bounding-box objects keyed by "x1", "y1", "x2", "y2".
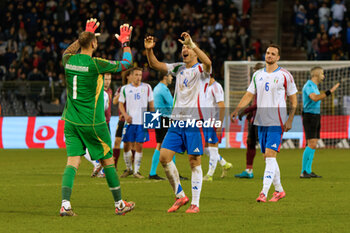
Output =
[{"x1": 0, "y1": 148, "x2": 349, "y2": 233}]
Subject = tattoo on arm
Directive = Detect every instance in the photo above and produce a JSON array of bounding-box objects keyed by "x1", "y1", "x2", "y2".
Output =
[{"x1": 64, "y1": 40, "x2": 80, "y2": 55}]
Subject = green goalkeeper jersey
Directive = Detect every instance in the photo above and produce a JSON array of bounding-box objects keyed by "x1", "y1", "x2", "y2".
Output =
[{"x1": 62, "y1": 53, "x2": 127, "y2": 126}]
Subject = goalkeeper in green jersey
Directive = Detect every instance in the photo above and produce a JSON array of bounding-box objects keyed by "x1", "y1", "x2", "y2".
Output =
[{"x1": 59, "y1": 18, "x2": 135, "y2": 216}]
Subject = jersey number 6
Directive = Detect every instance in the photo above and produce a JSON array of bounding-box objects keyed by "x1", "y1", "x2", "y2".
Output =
[{"x1": 265, "y1": 82, "x2": 269, "y2": 92}]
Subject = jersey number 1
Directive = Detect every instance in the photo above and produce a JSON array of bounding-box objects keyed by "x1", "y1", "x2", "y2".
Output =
[{"x1": 73, "y1": 75, "x2": 77, "y2": 99}]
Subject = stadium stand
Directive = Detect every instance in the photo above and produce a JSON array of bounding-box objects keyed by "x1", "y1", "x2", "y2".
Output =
[
  {"x1": 0, "y1": 0, "x2": 257, "y2": 116},
  {"x1": 282, "y1": 0, "x2": 349, "y2": 60}
]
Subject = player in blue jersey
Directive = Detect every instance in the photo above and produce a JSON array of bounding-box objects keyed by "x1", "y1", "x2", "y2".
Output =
[{"x1": 300, "y1": 67, "x2": 339, "y2": 178}]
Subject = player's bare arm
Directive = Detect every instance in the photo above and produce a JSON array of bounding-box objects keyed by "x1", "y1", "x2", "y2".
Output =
[
  {"x1": 309, "y1": 82, "x2": 340, "y2": 102},
  {"x1": 144, "y1": 36, "x2": 168, "y2": 72},
  {"x1": 216, "y1": 101, "x2": 225, "y2": 138},
  {"x1": 113, "y1": 93, "x2": 120, "y2": 105},
  {"x1": 178, "y1": 32, "x2": 212, "y2": 73},
  {"x1": 231, "y1": 92, "x2": 254, "y2": 122},
  {"x1": 284, "y1": 93, "x2": 297, "y2": 132},
  {"x1": 149, "y1": 101, "x2": 155, "y2": 112},
  {"x1": 119, "y1": 102, "x2": 132, "y2": 124}
]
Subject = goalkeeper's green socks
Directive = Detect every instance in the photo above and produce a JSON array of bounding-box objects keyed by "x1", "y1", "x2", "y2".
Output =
[
  {"x1": 61, "y1": 165, "x2": 77, "y2": 208},
  {"x1": 104, "y1": 164, "x2": 122, "y2": 202}
]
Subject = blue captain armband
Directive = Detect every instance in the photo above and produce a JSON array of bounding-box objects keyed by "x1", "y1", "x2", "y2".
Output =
[{"x1": 121, "y1": 52, "x2": 132, "y2": 70}]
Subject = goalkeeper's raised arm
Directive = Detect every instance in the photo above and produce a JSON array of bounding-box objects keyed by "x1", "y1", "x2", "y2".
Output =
[
  {"x1": 62, "y1": 18, "x2": 133, "y2": 73},
  {"x1": 93, "y1": 23, "x2": 133, "y2": 74}
]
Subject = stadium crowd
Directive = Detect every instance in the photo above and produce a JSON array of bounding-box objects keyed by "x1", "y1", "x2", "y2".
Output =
[
  {"x1": 292, "y1": 0, "x2": 350, "y2": 60},
  {"x1": 0, "y1": 0, "x2": 254, "y2": 85}
]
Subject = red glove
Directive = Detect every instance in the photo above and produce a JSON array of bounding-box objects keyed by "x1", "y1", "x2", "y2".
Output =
[
  {"x1": 115, "y1": 24, "x2": 133, "y2": 47},
  {"x1": 85, "y1": 18, "x2": 100, "y2": 33}
]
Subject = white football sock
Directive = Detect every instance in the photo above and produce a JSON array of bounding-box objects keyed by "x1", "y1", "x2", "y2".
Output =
[
  {"x1": 61, "y1": 200, "x2": 71, "y2": 209},
  {"x1": 207, "y1": 147, "x2": 218, "y2": 176},
  {"x1": 218, "y1": 154, "x2": 227, "y2": 166},
  {"x1": 272, "y1": 160, "x2": 284, "y2": 192},
  {"x1": 83, "y1": 150, "x2": 99, "y2": 167},
  {"x1": 191, "y1": 165, "x2": 203, "y2": 207},
  {"x1": 162, "y1": 161, "x2": 185, "y2": 199},
  {"x1": 115, "y1": 200, "x2": 125, "y2": 209},
  {"x1": 245, "y1": 168, "x2": 253, "y2": 173},
  {"x1": 204, "y1": 147, "x2": 210, "y2": 156},
  {"x1": 134, "y1": 152, "x2": 143, "y2": 174},
  {"x1": 123, "y1": 150, "x2": 133, "y2": 171},
  {"x1": 262, "y1": 157, "x2": 277, "y2": 196}
]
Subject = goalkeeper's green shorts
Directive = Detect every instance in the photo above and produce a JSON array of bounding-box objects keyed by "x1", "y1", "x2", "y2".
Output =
[{"x1": 64, "y1": 121, "x2": 112, "y2": 160}]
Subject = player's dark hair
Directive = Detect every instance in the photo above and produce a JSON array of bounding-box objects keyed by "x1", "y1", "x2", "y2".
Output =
[
  {"x1": 129, "y1": 67, "x2": 143, "y2": 74},
  {"x1": 123, "y1": 67, "x2": 143, "y2": 81},
  {"x1": 78, "y1": 31, "x2": 96, "y2": 49},
  {"x1": 310, "y1": 66, "x2": 323, "y2": 77},
  {"x1": 267, "y1": 44, "x2": 281, "y2": 56},
  {"x1": 158, "y1": 71, "x2": 168, "y2": 81},
  {"x1": 253, "y1": 62, "x2": 264, "y2": 72}
]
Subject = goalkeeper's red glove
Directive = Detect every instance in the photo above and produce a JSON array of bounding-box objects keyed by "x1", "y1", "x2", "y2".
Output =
[
  {"x1": 115, "y1": 24, "x2": 133, "y2": 48},
  {"x1": 85, "y1": 18, "x2": 100, "y2": 33}
]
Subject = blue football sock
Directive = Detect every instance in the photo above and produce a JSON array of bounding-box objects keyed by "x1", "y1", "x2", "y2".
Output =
[
  {"x1": 306, "y1": 149, "x2": 315, "y2": 174},
  {"x1": 301, "y1": 147, "x2": 310, "y2": 173},
  {"x1": 149, "y1": 150, "x2": 160, "y2": 176}
]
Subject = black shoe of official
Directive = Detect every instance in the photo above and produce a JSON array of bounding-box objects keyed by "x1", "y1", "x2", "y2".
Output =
[
  {"x1": 179, "y1": 175, "x2": 189, "y2": 180},
  {"x1": 148, "y1": 174, "x2": 166, "y2": 180},
  {"x1": 300, "y1": 171, "x2": 311, "y2": 178},
  {"x1": 310, "y1": 172, "x2": 322, "y2": 178}
]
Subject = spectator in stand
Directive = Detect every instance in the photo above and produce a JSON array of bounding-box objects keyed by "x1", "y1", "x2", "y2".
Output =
[
  {"x1": 347, "y1": 21, "x2": 350, "y2": 57},
  {"x1": 294, "y1": 5, "x2": 307, "y2": 48},
  {"x1": 5, "y1": 65, "x2": 16, "y2": 81},
  {"x1": 305, "y1": 19, "x2": 318, "y2": 60},
  {"x1": 328, "y1": 20, "x2": 342, "y2": 38},
  {"x1": 27, "y1": 67, "x2": 44, "y2": 81},
  {"x1": 318, "y1": 33, "x2": 331, "y2": 60},
  {"x1": 311, "y1": 33, "x2": 321, "y2": 60},
  {"x1": 331, "y1": 0, "x2": 347, "y2": 23},
  {"x1": 329, "y1": 34, "x2": 342, "y2": 59},
  {"x1": 318, "y1": 2, "x2": 331, "y2": 31},
  {"x1": 161, "y1": 34, "x2": 177, "y2": 61},
  {"x1": 306, "y1": 2, "x2": 318, "y2": 22}
]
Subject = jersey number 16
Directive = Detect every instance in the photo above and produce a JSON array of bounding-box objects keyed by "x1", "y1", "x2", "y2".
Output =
[{"x1": 134, "y1": 93, "x2": 140, "y2": 100}]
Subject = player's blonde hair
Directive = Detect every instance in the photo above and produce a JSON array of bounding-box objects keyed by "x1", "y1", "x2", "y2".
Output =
[
  {"x1": 78, "y1": 31, "x2": 96, "y2": 49},
  {"x1": 310, "y1": 66, "x2": 323, "y2": 77}
]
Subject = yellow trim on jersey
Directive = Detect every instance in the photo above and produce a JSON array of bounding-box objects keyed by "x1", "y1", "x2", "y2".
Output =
[
  {"x1": 62, "y1": 117, "x2": 106, "y2": 126},
  {"x1": 93, "y1": 126, "x2": 111, "y2": 156},
  {"x1": 94, "y1": 57, "x2": 110, "y2": 63},
  {"x1": 93, "y1": 74, "x2": 104, "y2": 125},
  {"x1": 92, "y1": 58, "x2": 100, "y2": 74}
]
